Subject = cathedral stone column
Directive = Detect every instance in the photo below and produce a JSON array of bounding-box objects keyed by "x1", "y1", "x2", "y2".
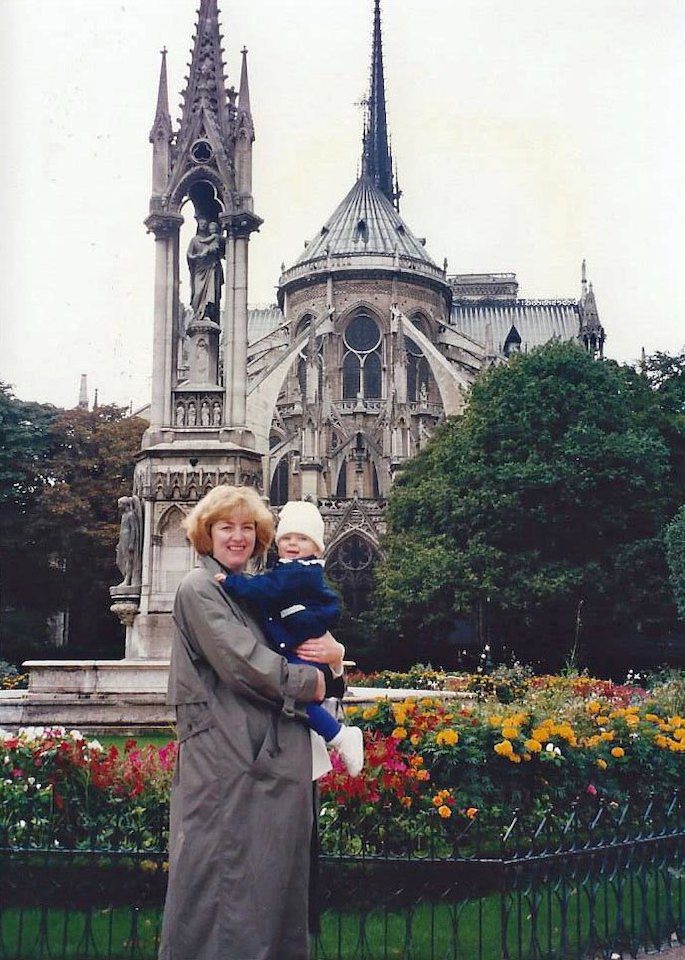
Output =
[
  {"x1": 144, "y1": 213, "x2": 183, "y2": 431},
  {"x1": 224, "y1": 212, "x2": 262, "y2": 426}
]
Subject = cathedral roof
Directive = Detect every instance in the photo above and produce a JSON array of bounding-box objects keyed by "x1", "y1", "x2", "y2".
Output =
[
  {"x1": 452, "y1": 300, "x2": 582, "y2": 353},
  {"x1": 292, "y1": 174, "x2": 436, "y2": 269}
]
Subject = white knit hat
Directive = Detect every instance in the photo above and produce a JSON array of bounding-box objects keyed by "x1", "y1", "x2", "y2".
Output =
[{"x1": 275, "y1": 500, "x2": 325, "y2": 554}]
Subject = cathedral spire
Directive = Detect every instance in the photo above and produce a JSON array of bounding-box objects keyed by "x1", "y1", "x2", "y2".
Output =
[
  {"x1": 361, "y1": 0, "x2": 399, "y2": 209},
  {"x1": 177, "y1": 0, "x2": 232, "y2": 143}
]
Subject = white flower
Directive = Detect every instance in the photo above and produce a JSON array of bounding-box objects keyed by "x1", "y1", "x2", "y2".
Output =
[
  {"x1": 87, "y1": 739, "x2": 103, "y2": 752},
  {"x1": 69, "y1": 730, "x2": 84, "y2": 741},
  {"x1": 554, "y1": 746, "x2": 562, "y2": 757},
  {"x1": 545, "y1": 743, "x2": 554, "y2": 753},
  {"x1": 18, "y1": 819, "x2": 26, "y2": 829},
  {"x1": 27, "y1": 776, "x2": 35, "y2": 785}
]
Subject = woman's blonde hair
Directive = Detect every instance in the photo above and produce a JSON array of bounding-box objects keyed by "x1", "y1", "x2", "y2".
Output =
[{"x1": 183, "y1": 485, "x2": 274, "y2": 558}]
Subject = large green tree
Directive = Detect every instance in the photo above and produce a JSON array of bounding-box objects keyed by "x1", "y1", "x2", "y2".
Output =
[
  {"x1": 0, "y1": 393, "x2": 146, "y2": 659},
  {"x1": 665, "y1": 506, "x2": 685, "y2": 622},
  {"x1": 372, "y1": 342, "x2": 685, "y2": 673}
]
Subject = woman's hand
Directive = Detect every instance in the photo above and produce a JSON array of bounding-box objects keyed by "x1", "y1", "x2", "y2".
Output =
[{"x1": 295, "y1": 632, "x2": 345, "y2": 673}]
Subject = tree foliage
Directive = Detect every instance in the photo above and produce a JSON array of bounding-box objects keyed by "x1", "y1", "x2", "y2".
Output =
[
  {"x1": 665, "y1": 505, "x2": 685, "y2": 622},
  {"x1": 372, "y1": 342, "x2": 685, "y2": 674},
  {"x1": 0, "y1": 389, "x2": 146, "y2": 658}
]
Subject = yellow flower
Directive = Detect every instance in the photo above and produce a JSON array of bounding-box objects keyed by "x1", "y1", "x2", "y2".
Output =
[
  {"x1": 501, "y1": 726, "x2": 519, "y2": 740},
  {"x1": 438, "y1": 805, "x2": 452, "y2": 819},
  {"x1": 596, "y1": 758, "x2": 607, "y2": 770},
  {"x1": 525, "y1": 738, "x2": 542, "y2": 753},
  {"x1": 391, "y1": 727, "x2": 407, "y2": 740},
  {"x1": 587, "y1": 700, "x2": 601, "y2": 714},
  {"x1": 645, "y1": 714, "x2": 660, "y2": 723},
  {"x1": 362, "y1": 706, "x2": 378, "y2": 720},
  {"x1": 435, "y1": 729, "x2": 459, "y2": 747},
  {"x1": 494, "y1": 739, "x2": 514, "y2": 757},
  {"x1": 465, "y1": 807, "x2": 478, "y2": 819},
  {"x1": 625, "y1": 706, "x2": 639, "y2": 715},
  {"x1": 654, "y1": 735, "x2": 668, "y2": 748},
  {"x1": 600, "y1": 731, "x2": 615, "y2": 742},
  {"x1": 488, "y1": 715, "x2": 503, "y2": 727},
  {"x1": 509, "y1": 754, "x2": 522, "y2": 763},
  {"x1": 531, "y1": 727, "x2": 550, "y2": 742},
  {"x1": 596, "y1": 716, "x2": 610, "y2": 726},
  {"x1": 669, "y1": 716, "x2": 683, "y2": 729},
  {"x1": 400, "y1": 796, "x2": 412, "y2": 808},
  {"x1": 415, "y1": 769, "x2": 430, "y2": 781},
  {"x1": 610, "y1": 746, "x2": 625, "y2": 758}
]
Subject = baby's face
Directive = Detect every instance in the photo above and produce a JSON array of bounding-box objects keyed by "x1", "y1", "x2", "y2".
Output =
[{"x1": 278, "y1": 533, "x2": 321, "y2": 560}]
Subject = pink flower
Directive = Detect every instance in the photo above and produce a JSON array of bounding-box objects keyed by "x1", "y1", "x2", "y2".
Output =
[{"x1": 586, "y1": 783, "x2": 598, "y2": 796}]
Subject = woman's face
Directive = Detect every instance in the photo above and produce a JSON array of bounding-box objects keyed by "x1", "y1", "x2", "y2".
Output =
[{"x1": 210, "y1": 510, "x2": 257, "y2": 572}]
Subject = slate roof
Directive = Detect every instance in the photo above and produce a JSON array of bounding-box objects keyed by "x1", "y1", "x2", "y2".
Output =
[
  {"x1": 248, "y1": 305, "x2": 284, "y2": 344},
  {"x1": 452, "y1": 300, "x2": 581, "y2": 353},
  {"x1": 292, "y1": 174, "x2": 436, "y2": 268}
]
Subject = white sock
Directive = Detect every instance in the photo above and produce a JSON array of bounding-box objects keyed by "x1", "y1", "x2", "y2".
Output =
[{"x1": 330, "y1": 725, "x2": 364, "y2": 777}]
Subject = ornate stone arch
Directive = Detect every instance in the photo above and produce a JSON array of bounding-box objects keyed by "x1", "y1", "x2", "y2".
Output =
[{"x1": 325, "y1": 530, "x2": 380, "y2": 618}]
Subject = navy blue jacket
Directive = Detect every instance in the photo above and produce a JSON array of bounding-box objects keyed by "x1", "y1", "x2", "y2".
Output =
[{"x1": 221, "y1": 557, "x2": 340, "y2": 653}]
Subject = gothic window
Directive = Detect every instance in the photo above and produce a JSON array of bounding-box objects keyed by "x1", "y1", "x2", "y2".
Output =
[
  {"x1": 342, "y1": 353, "x2": 361, "y2": 399},
  {"x1": 405, "y1": 336, "x2": 430, "y2": 402},
  {"x1": 364, "y1": 351, "x2": 381, "y2": 398},
  {"x1": 270, "y1": 456, "x2": 289, "y2": 506},
  {"x1": 372, "y1": 462, "x2": 380, "y2": 497},
  {"x1": 326, "y1": 534, "x2": 378, "y2": 617},
  {"x1": 342, "y1": 314, "x2": 382, "y2": 400},
  {"x1": 336, "y1": 462, "x2": 348, "y2": 498},
  {"x1": 503, "y1": 325, "x2": 522, "y2": 357}
]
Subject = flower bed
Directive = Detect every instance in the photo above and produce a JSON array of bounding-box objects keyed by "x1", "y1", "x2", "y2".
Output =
[{"x1": 1, "y1": 671, "x2": 683, "y2": 854}]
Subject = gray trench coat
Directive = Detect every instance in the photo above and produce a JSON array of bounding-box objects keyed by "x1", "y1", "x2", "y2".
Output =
[{"x1": 159, "y1": 555, "x2": 321, "y2": 960}]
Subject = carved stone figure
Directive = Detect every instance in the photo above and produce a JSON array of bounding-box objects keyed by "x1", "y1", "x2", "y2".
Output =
[
  {"x1": 187, "y1": 402, "x2": 197, "y2": 426},
  {"x1": 115, "y1": 496, "x2": 143, "y2": 588},
  {"x1": 176, "y1": 403, "x2": 185, "y2": 426},
  {"x1": 212, "y1": 401, "x2": 222, "y2": 426},
  {"x1": 186, "y1": 218, "x2": 225, "y2": 322},
  {"x1": 201, "y1": 400, "x2": 211, "y2": 426}
]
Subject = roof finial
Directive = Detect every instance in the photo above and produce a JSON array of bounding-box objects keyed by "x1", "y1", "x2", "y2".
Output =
[
  {"x1": 360, "y1": 0, "x2": 398, "y2": 208},
  {"x1": 239, "y1": 46, "x2": 251, "y2": 114},
  {"x1": 149, "y1": 46, "x2": 172, "y2": 142}
]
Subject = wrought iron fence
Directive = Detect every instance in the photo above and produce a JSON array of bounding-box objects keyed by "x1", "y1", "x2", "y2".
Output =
[{"x1": 1, "y1": 795, "x2": 683, "y2": 960}]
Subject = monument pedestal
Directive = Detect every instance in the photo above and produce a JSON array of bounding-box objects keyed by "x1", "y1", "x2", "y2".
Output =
[{"x1": 0, "y1": 660, "x2": 174, "y2": 731}]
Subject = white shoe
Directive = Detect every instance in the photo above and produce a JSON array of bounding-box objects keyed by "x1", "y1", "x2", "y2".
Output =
[{"x1": 330, "y1": 725, "x2": 364, "y2": 777}]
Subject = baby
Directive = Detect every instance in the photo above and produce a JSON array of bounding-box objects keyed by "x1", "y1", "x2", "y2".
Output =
[{"x1": 215, "y1": 500, "x2": 364, "y2": 776}]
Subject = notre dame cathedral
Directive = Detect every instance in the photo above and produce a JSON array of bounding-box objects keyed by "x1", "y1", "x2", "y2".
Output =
[{"x1": 115, "y1": 0, "x2": 605, "y2": 657}]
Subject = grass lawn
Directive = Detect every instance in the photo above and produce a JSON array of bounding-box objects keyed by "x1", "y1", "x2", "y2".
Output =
[
  {"x1": 1, "y1": 863, "x2": 679, "y2": 960},
  {"x1": 96, "y1": 733, "x2": 175, "y2": 751}
]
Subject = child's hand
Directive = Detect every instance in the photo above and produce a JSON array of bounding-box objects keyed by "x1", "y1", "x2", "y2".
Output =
[{"x1": 214, "y1": 573, "x2": 225, "y2": 583}]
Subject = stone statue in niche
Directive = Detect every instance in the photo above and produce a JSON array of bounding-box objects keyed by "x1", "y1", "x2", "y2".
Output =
[
  {"x1": 212, "y1": 401, "x2": 222, "y2": 426},
  {"x1": 186, "y1": 218, "x2": 225, "y2": 322},
  {"x1": 115, "y1": 496, "x2": 144, "y2": 588},
  {"x1": 201, "y1": 400, "x2": 211, "y2": 426},
  {"x1": 176, "y1": 403, "x2": 185, "y2": 426},
  {"x1": 187, "y1": 402, "x2": 197, "y2": 426}
]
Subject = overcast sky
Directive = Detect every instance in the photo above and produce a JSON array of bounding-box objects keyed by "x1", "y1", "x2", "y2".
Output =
[{"x1": 1, "y1": 0, "x2": 684, "y2": 410}]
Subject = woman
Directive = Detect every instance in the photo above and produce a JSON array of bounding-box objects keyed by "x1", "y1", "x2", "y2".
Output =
[{"x1": 159, "y1": 485, "x2": 344, "y2": 960}]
